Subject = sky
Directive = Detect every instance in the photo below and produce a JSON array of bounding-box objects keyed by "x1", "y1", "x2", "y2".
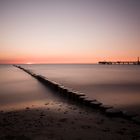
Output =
[{"x1": 0, "y1": 0, "x2": 140, "y2": 64}]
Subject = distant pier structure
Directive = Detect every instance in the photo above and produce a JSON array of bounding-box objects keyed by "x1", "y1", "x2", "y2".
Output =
[{"x1": 99, "y1": 57, "x2": 140, "y2": 65}]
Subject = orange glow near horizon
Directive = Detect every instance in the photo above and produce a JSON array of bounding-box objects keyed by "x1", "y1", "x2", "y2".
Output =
[
  {"x1": 0, "y1": 55, "x2": 139, "y2": 64},
  {"x1": 0, "y1": 0, "x2": 140, "y2": 64}
]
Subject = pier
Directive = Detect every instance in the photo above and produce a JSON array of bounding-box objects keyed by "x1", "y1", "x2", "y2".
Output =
[{"x1": 99, "y1": 57, "x2": 140, "y2": 65}]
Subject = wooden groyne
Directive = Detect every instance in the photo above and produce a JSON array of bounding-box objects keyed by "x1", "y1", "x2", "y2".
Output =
[
  {"x1": 13, "y1": 65, "x2": 140, "y2": 124},
  {"x1": 99, "y1": 57, "x2": 140, "y2": 65}
]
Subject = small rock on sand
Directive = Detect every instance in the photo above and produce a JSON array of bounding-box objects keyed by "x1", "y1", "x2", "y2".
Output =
[
  {"x1": 25, "y1": 107, "x2": 30, "y2": 110},
  {"x1": 59, "y1": 118, "x2": 67, "y2": 122}
]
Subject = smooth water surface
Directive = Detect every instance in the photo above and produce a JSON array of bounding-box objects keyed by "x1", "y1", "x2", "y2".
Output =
[
  {"x1": 0, "y1": 65, "x2": 64, "y2": 111},
  {"x1": 0, "y1": 64, "x2": 140, "y2": 114},
  {"x1": 23, "y1": 64, "x2": 140, "y2": 114}
]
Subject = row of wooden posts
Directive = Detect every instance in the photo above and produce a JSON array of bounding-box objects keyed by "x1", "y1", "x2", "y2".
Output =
[{"x1": 13, "y1": 65, "x2": 140, "y2": 124}]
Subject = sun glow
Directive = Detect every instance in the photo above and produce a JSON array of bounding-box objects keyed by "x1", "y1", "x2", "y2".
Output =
[
  {"x1": 26, "y1": 62, "x2": 32, "y2": 64},
  {"x1": 0, "y1": 0, "x2": 139, "y2": 64}
]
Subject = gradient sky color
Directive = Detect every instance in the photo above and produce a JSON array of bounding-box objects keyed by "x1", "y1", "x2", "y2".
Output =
[{"x1": 0, "y1": 0, "x2": 140, "y2": 64}]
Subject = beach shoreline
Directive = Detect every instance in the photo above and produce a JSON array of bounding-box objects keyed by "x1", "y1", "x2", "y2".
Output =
[{"x1": 0, "y1": 101, "x2": 140, "y2": 140}]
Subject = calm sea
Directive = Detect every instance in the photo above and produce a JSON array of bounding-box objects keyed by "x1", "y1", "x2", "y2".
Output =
[{"x1": 0, "y1": 64, "x2": 140, "y2": 114}]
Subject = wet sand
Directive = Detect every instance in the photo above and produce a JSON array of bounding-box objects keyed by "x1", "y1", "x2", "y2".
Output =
[{"x1": 0, "y1": 101, "x2": 140, "y2": 140}]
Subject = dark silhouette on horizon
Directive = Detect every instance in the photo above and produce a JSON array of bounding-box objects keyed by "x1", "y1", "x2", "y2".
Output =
[{"x1": 99, "y1": 57, "x2": 140, "y2": 65}]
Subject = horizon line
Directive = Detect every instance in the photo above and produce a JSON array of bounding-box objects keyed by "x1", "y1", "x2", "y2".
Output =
[{"x1": 0, "y1": 63, "x2": 98, "y2": 65}]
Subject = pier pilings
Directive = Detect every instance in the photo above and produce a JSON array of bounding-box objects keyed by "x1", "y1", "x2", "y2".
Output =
[{"x1": 13, "y1": 65, "x2": 140, "y2": 124}]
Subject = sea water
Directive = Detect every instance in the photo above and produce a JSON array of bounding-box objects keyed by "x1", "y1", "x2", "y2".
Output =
[
  {"x1": 0, "y1": 65, "x2": 63, "y2": 111},
  {"x1": 0, "y1": 64, "x2": 140, "y2": 114},
  {"x1": 24, "y1": 64, "x2": 140, "y2": 114}
]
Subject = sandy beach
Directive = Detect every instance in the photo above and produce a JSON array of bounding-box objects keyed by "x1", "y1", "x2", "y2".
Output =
[{"x1": 0, "y1": 99, "x2": 140, "y2": 140}]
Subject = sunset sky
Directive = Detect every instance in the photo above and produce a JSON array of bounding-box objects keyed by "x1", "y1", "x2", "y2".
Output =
[{"x1": 0, "y1": 0, "x2": 140, "y2": 64}]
